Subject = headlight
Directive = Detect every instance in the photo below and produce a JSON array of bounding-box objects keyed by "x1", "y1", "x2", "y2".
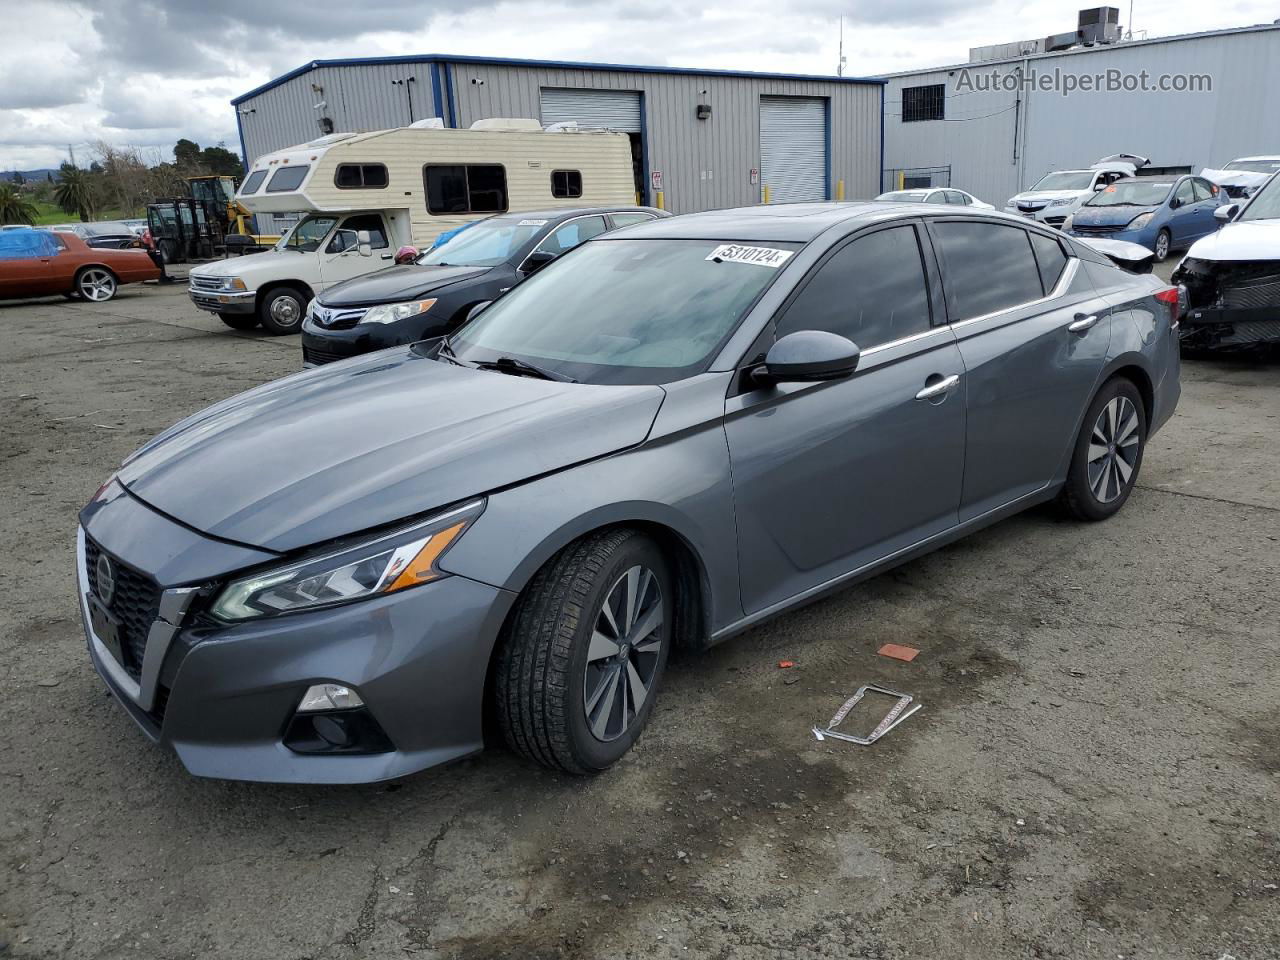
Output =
[
  {"x1": 1049, "y1": 197, "x2": 1074, "y2": 207},
  {"x1": 1061, "y1": 214, "x2": 1074, "y2": 232},
  {"x1": 209, "y1": 499, "x2": 483, "y2": 622},
  {"x1": 361, "y1": 299, "x2": 437, "y2": 325},
  {"x1": 1127, "y1": 213, "x2": 1155, "y2": 230},
  {"x1": 216, "y1": 277, "x2": 246, "y2": 291}
]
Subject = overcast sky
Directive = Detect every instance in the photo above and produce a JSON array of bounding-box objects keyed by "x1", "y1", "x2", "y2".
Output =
[{"x1": 3, "y1": 0, "x2": 1276, "y2": 170}]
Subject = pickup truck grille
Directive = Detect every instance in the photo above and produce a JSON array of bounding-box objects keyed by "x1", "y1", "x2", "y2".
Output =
[{"x1": 189, "y1": 275, "x2": 225, "y2": 292}]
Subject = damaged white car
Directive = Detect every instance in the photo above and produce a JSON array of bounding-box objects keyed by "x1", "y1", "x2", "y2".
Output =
[
  {"x1": 1173, "y1": 169, "x2": 1280, "y2": 351},
  {"x1": 1005, "y1": 154, "x2": 1147, "y2": 228},
  {"x1": 1199, "y1": 156, "x2": 1280, "y2": 199}
]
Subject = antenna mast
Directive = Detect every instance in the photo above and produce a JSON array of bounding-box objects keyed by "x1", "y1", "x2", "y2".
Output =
[{"x1": 837, "y1": 16, "x2": 847, "y2": 76}]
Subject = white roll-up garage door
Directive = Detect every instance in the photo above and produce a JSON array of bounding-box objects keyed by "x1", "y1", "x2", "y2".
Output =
[
  {"x1": 540, "y1": 88, "x2": 642, "y2": 132},
  {"x1": 759, "y1": 96, "x2": 827, "y2": 203}
]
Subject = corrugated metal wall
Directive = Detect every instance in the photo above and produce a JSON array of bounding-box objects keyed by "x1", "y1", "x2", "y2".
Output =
[
  {"x1": 236, "y1": 61, "x2": 883, "y2": 215},
  {"x1": 882, "y1": 26, "x2": 1280, "y2": 208}
]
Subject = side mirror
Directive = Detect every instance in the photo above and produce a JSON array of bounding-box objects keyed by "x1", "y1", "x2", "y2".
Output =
[
  {"x1": 523, "y1": 251, "x2": 557, "y2": 274},
  {"x1": 356, "y1": 229, "x2": 373, "y2": 258},
  {"x1": 757, "y1": 330, "x2": 860, "y2": 385},
  {"x1": 1093, "y1": 182, "x2": 1105, "y2": 191},
  {"x1": 1169, "y1": 196, "x2": 1182, "y2": 209},
  {"x1": 466, "y1": 301, "x2": 492, "y2": 322},
  {"x1": 1214, "y1": 203, "x2": 1239, "y2": 223}
]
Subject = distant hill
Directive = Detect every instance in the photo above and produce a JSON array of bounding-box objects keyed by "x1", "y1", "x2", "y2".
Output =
[{"x1": 0, "y1": 169, "x2": 60, "y2": 183}]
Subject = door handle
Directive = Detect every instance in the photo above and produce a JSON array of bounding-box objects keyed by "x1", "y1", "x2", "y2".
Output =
[
  {"x1": 914, "y1": 374, "x2": 960, "y2": 401},
  {"x1": 1067, "y1": 313, "x2": 1099, "y2": 333}
]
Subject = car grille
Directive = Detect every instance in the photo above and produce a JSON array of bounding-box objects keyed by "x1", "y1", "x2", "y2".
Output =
[
  {"x1": 1222, "y1": 275, "x2": 1280, "y2": 310},
  {"x1": 189, "y1": 275, "x2": 225, "y2": 292},
  {"x1": 310, "y1": 304, "x2": 367, "y2": 330},
  {"x1": 84, "y1": 537, "x2": 162, "y2": 682},
  {"x1": 303, "y1": 343, "x2": 350, "y2": 366},
  {"x1": 1072, "y1": 224, "x2": 1123, "y2": 236},
  {"x1": 1017, "y1": 202, "x2": 1046, "y2": 213}
]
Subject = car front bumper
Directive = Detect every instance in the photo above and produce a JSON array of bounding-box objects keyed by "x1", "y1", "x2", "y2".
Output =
[
  {"x1": 301, "y1": 315, "x2": 430, "y2": 367},
  {"x1": 1066, "y1": 226, "x2": 1156, "y2": 250},
  {"x1": 189, "y1": 287, "x2": 256, "y2": 315},
  {"x1": 77, "y1": 501, "x2": 516, "y2": 784},
  {"x1": 1007, "y1": 205, "x2": 1074, "y2": 227}
]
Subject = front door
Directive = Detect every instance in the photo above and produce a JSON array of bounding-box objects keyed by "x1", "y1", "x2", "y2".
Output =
[
  {"x1": 317, "y1": 213, "x2": 391, "y2": 289},
  {"x1": 724, "y1": 222, "x2": 967, "y2": 615},
  {"x1": 928, "y1": 220, "x2": 1112, "y2": 519}
]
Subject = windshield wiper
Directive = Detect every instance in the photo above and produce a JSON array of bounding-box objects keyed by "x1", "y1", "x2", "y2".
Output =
[
  {"x1": 434, "y1": 338, "x2": 474, "y2": 367},
  {"x1": 475, "y1": 356, "x2": 577, "y2": 383}
]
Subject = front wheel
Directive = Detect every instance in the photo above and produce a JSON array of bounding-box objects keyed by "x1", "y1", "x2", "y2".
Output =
[
  {"x1": 1061, "y1": 377, "x2": 1147, "y2": 521},
  {"x1": 495, "y1": 529, "x2": 673, "y2": 775},
  {"x1": 1153, "y1": 229, "x2": 1172, "y2": 262},
  {"x1": 257, "y1": 286, "x2": 307, "y2": 335},
  {"x1": 218, "y1": 312, "x2": 259, "y2": 331}
]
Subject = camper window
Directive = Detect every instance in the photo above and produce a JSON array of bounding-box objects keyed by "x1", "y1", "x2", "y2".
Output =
[
  {"x1": 266, "y1": 165, "x2": 311, "y2": 193},
  {"x1": 551, "y1": 170, "x2": 583, "y2": 199},
  {"x1": 335, "y1": 164, "x2": 390, "y2": 189},
  {"x1": 239, "y1": 170, "x2": 268, "y2": 195},
  {"x1": 424, "y1": 164, "x2": 508, "y2": 215}
]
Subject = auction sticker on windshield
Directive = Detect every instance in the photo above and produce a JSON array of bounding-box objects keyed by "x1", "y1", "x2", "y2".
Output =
[
  {"x1": 705, "y1": 244, "x2": 794, "y2": 268},
  {"x1": 518, "y1": 219, "x2": 549, "y2": 226}
]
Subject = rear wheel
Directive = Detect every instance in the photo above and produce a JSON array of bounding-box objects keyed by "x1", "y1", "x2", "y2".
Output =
[
  {"x1": 1153, "y1": 228, "x2": 1172, "y2": 262},
  {"x1": 218, "y1": 312, "x2": 259, "y2": 331},
  {"x1": 1061, "y1": 377, "x2": 1146, "y2": 521},
  {"x1": 75, "y1": 267, "x2": 117, "y2": 302},
  {"x1": 257, "y1": 286, "x2": 307, "y2": 335},
  {"x1": 496, "y1": 529, "x2": 673, "y2": 775}
]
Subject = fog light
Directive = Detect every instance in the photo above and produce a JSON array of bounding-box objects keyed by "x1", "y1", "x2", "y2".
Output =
[{"x1": 298, "y1": 683, "x2": 364, "y2": 713}]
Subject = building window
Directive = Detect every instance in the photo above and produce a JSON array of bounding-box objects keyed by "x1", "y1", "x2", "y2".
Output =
[
  {"x1": 424, "y1": 164, "x2": 508, "y2": 214},
  {"x1": 902, "y1": 84, "x2": 945, "y2": 122},
  {"x1": 334, "y1": 163, "x2": 389, "y2": 189},
  {"x1": 551, "y1": 170, "x2": 583, "y2": 199}
]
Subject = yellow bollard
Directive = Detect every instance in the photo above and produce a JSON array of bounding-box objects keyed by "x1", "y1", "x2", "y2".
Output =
[
  {"x1": 836, "y1": 179, "x2": 845, "y2": 202},
  {"x1": 655, "y1": 191, "x2": 665, "y2": 211},
  {"x1": 762, "y1": 185, "x2": 771, "y2": 204},
  {"x1": 897, "y1": 171, "x2": 905, "y2": 190}
]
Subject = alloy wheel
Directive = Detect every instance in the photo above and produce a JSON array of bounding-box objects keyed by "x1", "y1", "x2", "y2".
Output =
[
  {"x1": 1155, "y1": 231, "x2": 1170, "y2": 260},
  {"x1": 583, "y1": 564, "x2": 665, "y2": 742},
  {"x1": 1087, "y1": 396, "x2": 1140, "y2": 503},
  {"x1": 78, "y1": 269, "x2": 116, "y2": 301}
]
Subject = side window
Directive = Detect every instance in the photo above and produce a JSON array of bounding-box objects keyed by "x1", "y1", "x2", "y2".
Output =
[
  {"x1": 537, "y1": 216, "x2": 608, "y2": 255},
  {"x1": 551, "y1": 170, "x2": 583, "y2": 199},
  {"x1": 776, "y1": 225, "x2": 932, "y2": 348},
  {"x1": 1192, "y1": 178, "x2": 1216, "y2": 201},
  {"x1": 327, "y1": 214, "x2": 388, "y2": 253},
  {"x1": 334, "y1": 164, "x2": 389, "y2": 189},
  {"x1": 925, "y1": 191, "x2": 943, "y2": 204},
  {"x1": 1174, "y1": 180, "x2": 1195, "y2": 206},
  {"x1": 424, "y1": 165, "x2": 508, "y2": 215},
  {"x1": 932, "y1": 221, "x2": 1044, "y2": 321},
  {"x1": 265, "y1": 165, "x2": 309, "y2": 193},
  {"x1": 610, "y1": 212, "x2": 657, "y2": 228},
  {"x1": 239, "y1": 170, "x2": 268, "y2": 195},
  {"x1": 944, "y1": 190, "x2": 966, "y2": 205},
  {"x1": 1028, "y1": 232, "x2": 1069, "y2": 294}
]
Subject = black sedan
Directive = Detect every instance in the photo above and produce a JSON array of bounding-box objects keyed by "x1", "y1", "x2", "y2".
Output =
[{"x1": 301, "y1": 206, "x2": 668, "y2": 366}]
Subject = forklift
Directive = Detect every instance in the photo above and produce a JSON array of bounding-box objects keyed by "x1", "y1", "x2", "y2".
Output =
[{"x1": 186, "y1": 175, "x2": 278, "y2": 253}]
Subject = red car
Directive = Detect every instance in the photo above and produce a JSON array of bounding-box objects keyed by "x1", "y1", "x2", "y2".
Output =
[{"x1": 0, "y1": 228, "x2": 160, "y2": 302}]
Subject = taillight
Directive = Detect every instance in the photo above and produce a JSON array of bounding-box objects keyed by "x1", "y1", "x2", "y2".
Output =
[
  {"x1": 1153, "y1": 287, "x2": 1179, "y2": 305},
  {"x1": 1154, "y1": 285, "x2": 1183, "y2": 327}
]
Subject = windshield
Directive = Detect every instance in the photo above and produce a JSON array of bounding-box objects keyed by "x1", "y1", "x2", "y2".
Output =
[
  {"x1": 448, "y1": 238, "x2": 794, "y2": 385},
  {"x1": 1239, "y1": 172, "x2": 1280, "y2": 221},
  {"x1": 1224, "y1": 159, "x2": 1280, "y2": 174},
  {"x1": 418, "y1": 218, "x2": 545, "y2": 266},
  {"x1": 275, "y1": 215, "x2": 337, "y2": 252},
  {"x1": 1030, "y1": 172, "x2": 1095, "y2": 192},
  {"x1": 1085, "y1": 180, "x2": 1172, "y2": 207}
]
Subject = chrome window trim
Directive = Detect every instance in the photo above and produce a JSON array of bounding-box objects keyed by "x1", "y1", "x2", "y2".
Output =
[
  {"x1": 861, "y1": 324, "x2": 953, "y2": 358},
  {"x1": 77, "y1": 527, "x2": 197, "y2": 713},
  {"x1": 517, "y1": 213, "x2": 609, "y2": 273},
  {"x1": 947, "y1": 256, "x2": 1079, "y2": 332}
]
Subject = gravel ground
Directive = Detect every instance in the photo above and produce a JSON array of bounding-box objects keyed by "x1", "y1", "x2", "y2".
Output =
[{"x1": 1, "y1": 272, "x2": 1277, "y2": 960}]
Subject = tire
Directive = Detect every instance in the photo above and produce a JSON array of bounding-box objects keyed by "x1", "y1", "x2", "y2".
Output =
[
  {"x1": 496, "y1": 528, "x2": 673, "y2": 775},
  {"x1": 1061, "y1": 377, "x2": 1147, "y2": 522},
  {"x1": 75, "y1": 267, "x2": 117, "y2": 302},
  {"x1": 257, "y1": 286, "x2": 308, "y2": 335},
  {"x1": 218, "y1": 312, "x2": 259, "y2": 331},
  {"x1": 1153, "y1": 229, "x2": 1172, "y2": 262}
]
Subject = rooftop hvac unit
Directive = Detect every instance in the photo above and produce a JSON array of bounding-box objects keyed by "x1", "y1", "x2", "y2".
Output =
[
  {"x1": 1045, "y1": 31, "x2": 1079, "y2": 51},
  {"x1": 1078, "y1": 6, "x2": 1121, "y2": 44}
]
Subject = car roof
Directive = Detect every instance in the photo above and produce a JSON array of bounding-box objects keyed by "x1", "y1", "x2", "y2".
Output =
[
  {"x1": 880, "y1": 189, "x2": 933, "y2": 197},
  {"x1": 1233, "y1": 155, "x2": 1280, "y2": 162},
  {"x1": 603, "y1": 202, "x2": 1033, "y2": 243}
]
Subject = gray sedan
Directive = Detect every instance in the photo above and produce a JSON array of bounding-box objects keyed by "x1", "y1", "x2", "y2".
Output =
[{"x1": 76, "y1": 203, "x2": 1181, "y2": 783}]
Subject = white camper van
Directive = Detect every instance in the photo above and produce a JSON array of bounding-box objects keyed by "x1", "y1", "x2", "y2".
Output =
[{"x1": 188, "y1": 120, "x2": 636, "y2": 333}]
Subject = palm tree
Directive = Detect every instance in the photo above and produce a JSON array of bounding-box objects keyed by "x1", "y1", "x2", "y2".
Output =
[
  {"x1": 0, "y1": 182, "x2": 37, "y2": 225},
  {"x1": 54, "y1": 167, "x2": 98, "y2": 221}
]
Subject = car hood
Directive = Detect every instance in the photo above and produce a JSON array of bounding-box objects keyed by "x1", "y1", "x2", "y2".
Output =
[
  {"x1": 1200, "y1": 168, "x2": 1273, "y2": 191},
  {"x1": 317, "y1": 264, "x2": 491, "y2": 307},
  {"x1": 1184, "y1": 220, "x2": 1280, "y2": 262},
  {"x1": 1072, "y1": 204, "x2": 1158, "y2": 227},
  {"x1": 117, "y1": 348, "x2": 666, "y2": 554},
  {"x1": 190, "y1": 249, "x2": 302, "y2": 279},
  {"x1": 1011, "y1": 189, "x2": 1088, "y2": 203}
]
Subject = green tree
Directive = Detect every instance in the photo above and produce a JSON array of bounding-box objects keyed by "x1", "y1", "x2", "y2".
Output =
[
  {"x1": 174, "y1": 138, "x2": 202, "y2": 168},
  {"x1": 54, "y1": 164, "x2": 98, "y2": 221},
  {"x1": 199, "y1": 145, "x2": 244, "y2": 178},
  {"x1": 0, "y1": 182, "x2": 38, "y2": 225}
]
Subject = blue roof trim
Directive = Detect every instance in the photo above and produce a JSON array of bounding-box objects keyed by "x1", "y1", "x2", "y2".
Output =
[{"x1": 232, "y1": 53, "x2": 885, "y2": 105}]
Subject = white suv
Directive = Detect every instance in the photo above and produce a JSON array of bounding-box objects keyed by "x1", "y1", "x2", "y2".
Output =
[{"x1": 1005, "y1": 155, "x2": 1148, "y2": 228}]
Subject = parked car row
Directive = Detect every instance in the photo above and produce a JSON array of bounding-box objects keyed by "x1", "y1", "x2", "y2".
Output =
[{"x1": 76, "y1": 200, "x2": 1182, "y2": 783}]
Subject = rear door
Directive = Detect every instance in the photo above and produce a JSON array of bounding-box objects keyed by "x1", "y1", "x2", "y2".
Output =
[
  {"x1": 929, "y1": 219, "x2": 1112, "y2": 519},
  {"x1": 724, "y1": 222, "x2": 966, "y2": 614}
]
